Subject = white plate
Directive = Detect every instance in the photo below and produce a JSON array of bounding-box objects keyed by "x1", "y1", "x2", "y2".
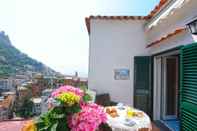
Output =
[{"x1": 124, "y1": 119, "x2": 136, "y2": 127}]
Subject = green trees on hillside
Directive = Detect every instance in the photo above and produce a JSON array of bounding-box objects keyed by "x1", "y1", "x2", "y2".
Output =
[{"x1": 0, "y1": 34, "x2": 56, "y2": 77}]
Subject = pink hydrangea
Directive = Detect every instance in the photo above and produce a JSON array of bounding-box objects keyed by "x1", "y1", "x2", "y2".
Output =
[
  {"x1": 69, "y1": 103, "x2": 107, "y2": 131},
  {"x1": 51, "y1": 85, "x2": 84, "y2": 98}
]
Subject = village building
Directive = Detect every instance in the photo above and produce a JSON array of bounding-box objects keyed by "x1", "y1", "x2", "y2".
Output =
[
  {"x1": 31, "y1": 98, "x2": 42, "y2": 115},
  {"x1": 0, "y1": 77, "x2": 15, "y2": 93},
  {"x1": 86, "y1": 0, "x2": 197, "y2": 130},
  {"x1": 0, "y1": 93, "x2": 15, "y2": 121},
  {"x1": 41, "y1": 89, "x2": 53, "y2": 113}
]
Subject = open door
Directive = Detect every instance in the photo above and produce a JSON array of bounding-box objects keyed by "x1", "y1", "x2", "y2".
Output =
[
  {"x1": 180, "y1": 43, "x2": 197, "y2": 130},
  {"x1": 134, "y1": 56, "x2": 152, "y2": 117},
  {"x1": 162, "y1": 56, "x2": 179, "y2": 120}
]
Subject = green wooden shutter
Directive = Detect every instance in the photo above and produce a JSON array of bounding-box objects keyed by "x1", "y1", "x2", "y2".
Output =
[
  {"x1": 180, "y1": 42, "x2": 197, "y2": 130},
  {"x1": 134, "y1": 56, "x2": 152, "y2": 117}
]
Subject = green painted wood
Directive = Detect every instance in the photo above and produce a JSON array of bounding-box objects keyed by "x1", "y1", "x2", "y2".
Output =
[
  {"x1": 180, "y1": 42, "x2": 197, "y2": 131},
  {"x1": 134, "y1": 56, "x2": 152, "y2": 117}
]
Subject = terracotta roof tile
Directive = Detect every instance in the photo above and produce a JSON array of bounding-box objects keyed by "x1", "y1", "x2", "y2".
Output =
[
  {"x1": 146, "y1": 28, "x2": 186, "y2": 48},
  {"x1": 0, "y1": 95, "x2": 14, "y2": 109},
  {"x1": 147, "y1": 0, "x2": 168, "y2": 19},
  {"x1": 85, "y1": 15, "x2": 148, "y2": 34}
]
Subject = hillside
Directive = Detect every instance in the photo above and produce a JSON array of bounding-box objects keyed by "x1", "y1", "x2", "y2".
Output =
[{"x1": 0, "y1": 31, "x2": 59, "y2": 77}]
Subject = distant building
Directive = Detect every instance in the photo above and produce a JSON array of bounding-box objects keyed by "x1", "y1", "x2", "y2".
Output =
[
  {"x1": 0, "y1": 107, "x2": 9, "y2": 121},
  {"x1": 17, "y1": 86, "x2": 31, "y2": 102},
  {"x1": 0, "y1": 94, "x2": 15, "y2": 121},
  {"x1": 0, "y1": 77, "x2": 14, "y2": 92},
  {"x1": 41, "y1": 89, "x2": 53, "y2": 113},
  {"x1": 0, "y1": 75, "x2": 31, "y2": 94},
  {"x1": 32, "y1": 98, "x2": 42, "y2": 115},
  {"x1": 13, "y1": 75, "x2": 31, "y2": 86},
  {"x1": 64, "y1": 73, "x2": 88, "y2": 87}
]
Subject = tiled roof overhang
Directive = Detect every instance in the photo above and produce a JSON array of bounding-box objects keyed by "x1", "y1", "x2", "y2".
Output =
[
  {"x1": 85, "y1": 0, "x2": 169, "y2": 34},
  {"x1": 146, "y1": 28, "x2": 186, "y2": 48},
  {"x1": 147, "y1": 0, "x2": 168, "y2": 19},
  {"x1": 85, "y1": 16, "x2": 150, "y2": 34}
]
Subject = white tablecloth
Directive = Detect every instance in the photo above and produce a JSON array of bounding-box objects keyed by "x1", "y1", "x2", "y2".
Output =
[{"x1": 106, "y1": 106, "x2": 152, "y2": 131}]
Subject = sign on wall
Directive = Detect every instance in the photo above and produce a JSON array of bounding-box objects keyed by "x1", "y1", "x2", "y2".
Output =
[{"x1": 114, "y1": 69, "x2": 130, "y2": 80}]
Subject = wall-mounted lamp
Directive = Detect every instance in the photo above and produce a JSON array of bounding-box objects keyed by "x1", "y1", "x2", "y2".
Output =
[{"x1": 187, "y1": 18, "x2": 197, "y2": 35}]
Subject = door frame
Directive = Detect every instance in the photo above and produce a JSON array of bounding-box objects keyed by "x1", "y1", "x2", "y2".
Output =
[{"x1": 153, "y1": 49, "x2": 180, "y2": 120}]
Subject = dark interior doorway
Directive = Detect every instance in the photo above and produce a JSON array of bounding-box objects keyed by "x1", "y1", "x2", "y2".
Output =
[{"x1": 162, "y1": 55, "x2": 179, "y2": 120}]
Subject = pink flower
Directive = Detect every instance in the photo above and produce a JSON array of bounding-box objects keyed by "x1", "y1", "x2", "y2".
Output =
[
  {"x1": 51, "y1": 85, "x2": 84, "y2": 98},
  {"x1": 69, "y1": 103, "x2": 107, "y2": 131}
]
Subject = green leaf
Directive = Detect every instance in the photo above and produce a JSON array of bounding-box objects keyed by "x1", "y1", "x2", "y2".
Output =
[
  {"x1": 50, "y1": 122, "x2": 58, "y2": 131},
  {"x1": 51, "y1": 113, "x2": 65, "y2": 119},
  {"x1": 83, "y1": 93, "x2": 92, "y2": 102},
  {"x1": 57, "y1": 120, "x2": 70, "y2": 131}
]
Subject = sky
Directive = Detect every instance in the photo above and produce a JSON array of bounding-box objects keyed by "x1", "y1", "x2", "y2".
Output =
[{"x1": 0, "y1": 0, "x2": 159, "y2": 77}]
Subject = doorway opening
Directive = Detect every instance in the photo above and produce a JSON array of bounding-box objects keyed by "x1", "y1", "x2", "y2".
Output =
[
  {"x1": 162, "y1": 55, "x2": 179, "y2": 120},
  {"x1": 153, "y1": 50, "x2": 180, "y2": 131}
]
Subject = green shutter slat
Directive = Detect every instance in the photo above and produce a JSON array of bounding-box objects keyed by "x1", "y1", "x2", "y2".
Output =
[
  {"x1": 182, "y1": 108, "x2": 197, "y2": 120},
  {"x1": 182, "y1": 97, "x2": 197, "y2": 105},
  {"x1": 183, "y1": 101, "x2": 197, "y2": 106},
  {"x1": 182, "y1": 112, "x2": 197, "y2": 127},
  {"x1": 182, "y1": 43, "x2": 197, "y2": 51},
  {"x1": 180, "y1": 42, "x2": 197, "y2": 131},
  {"x1": 181, "y1": 102, "x2": 197, "y2": 112},
  {"x1": 183, "y1": 53, "x2": 197, "y2": 58},
  {"x1": 182, "y1": 119, "x2": 197, "y2": 130},
  {"x1": 182, "y1": 116, "x2": 197, "y2": 128},
  {"x1": 183, "y1": 86, "x2": 197, "y2": 92},
  {"x1": 181, "y1": 84, "x2": 196, "y2": 90},
  {"x1": 183, "y1": 81, "x2": 197, "y2": 86},
  {"x1": 182, "y1": 90, "x2": 197, "y2": 96},
  {"x1": 182, "y1": 96, "x2": 197, "y2": 104},
  {"x1": 183, "y1": 56, "x2": 197, "y2": 61},
  {"x1": 183, "y1": 72, "x2": 197, "y2": 75},
  {"x1": 184, "y1": 75, "x2": 197, "y2": 79},
  {"x1": 182, "y1": 125, "x2": 192, "y2": 131},
  {"x1": 183, "y1": 91, "x2": 197, "y2": 98},
  {"x1": 182, "y1": 78, "x2": 197, "y2": 82},
  {"x1": 184, "y1": 71, "x2": 197, "y2": 73},
  {"x1": 184, "y1": 63, "x2": 197, "y2": 66},
  {"x1": 184, "y1": 66, "x2": 197, "y2": 70},
  {"x1": 183, "y1": 59, "x2": 197, "y2": 64},
  {"x1": 182, "y1": 49, "x2": 197, "y2": 55}
]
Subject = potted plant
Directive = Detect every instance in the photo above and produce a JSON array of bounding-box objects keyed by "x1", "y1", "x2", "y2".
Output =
[{"x1": 22, "y1": 85, "x2": 107, "y2": 131}]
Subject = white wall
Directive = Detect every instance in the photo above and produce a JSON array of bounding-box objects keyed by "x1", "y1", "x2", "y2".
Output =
[{"x1": 88, "y1": 19, "x2": 149, "y2": 106}]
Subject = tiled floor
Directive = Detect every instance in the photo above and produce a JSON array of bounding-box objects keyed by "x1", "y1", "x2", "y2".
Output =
[
  {"x1": 162, "y1": 120, "x2": 180, "y2": 131},
  {"x1": 152, "y1": 123, "x2": 161, "y2": 131},
  {"x1": 0, "y1": 120, "x2": 161, "y2": 131}
]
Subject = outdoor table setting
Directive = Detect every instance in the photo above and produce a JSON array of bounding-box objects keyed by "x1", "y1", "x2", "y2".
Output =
[
  {"x1": 105, "y1": 104, "x2": 152, "y2": 131},
  {"x1": 21, "y1": 85, "x2": 152, "y2": 131}
]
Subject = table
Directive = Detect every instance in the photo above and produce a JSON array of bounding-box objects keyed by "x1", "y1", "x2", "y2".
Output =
[{"x1": 105, "y1": 106, "x2": 152, "y2": 131}]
